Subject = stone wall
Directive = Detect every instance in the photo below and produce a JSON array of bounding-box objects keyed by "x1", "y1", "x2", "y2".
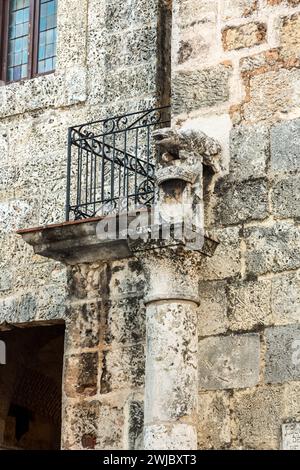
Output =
[
  {"x1": 171, "y1": 0, "x2": 300, "y2": 450},
  {"x1": 1, "y1": 0, "x2": 300, "y2": 450},
  {"x1": 0, "y1": 0, "x2": 166, "y2": 450}
]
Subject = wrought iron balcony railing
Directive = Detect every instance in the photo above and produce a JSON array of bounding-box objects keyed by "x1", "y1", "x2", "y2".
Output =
[{"x1": 66, "y1": 106, "x2": 171, "y2": 221}]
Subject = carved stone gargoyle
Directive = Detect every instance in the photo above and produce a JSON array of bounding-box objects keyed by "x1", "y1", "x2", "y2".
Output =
[
  {"x1": 152, "y1": 127, "x2": 221, "y2": 172},
  {"x1": 151, "y1": 126, "x2": 221, "y2": 252}
]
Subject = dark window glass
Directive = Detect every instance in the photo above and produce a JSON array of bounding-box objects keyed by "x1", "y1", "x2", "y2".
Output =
[
  {"x1": 37, "y1": 0, "x2": 57, "y2": 74},
  {"x1": 1, "y1": 0, "x2": 58, "y2": 83},
  {"x1": 7, "y1": 0, "x2": 30, "y2": 81}
]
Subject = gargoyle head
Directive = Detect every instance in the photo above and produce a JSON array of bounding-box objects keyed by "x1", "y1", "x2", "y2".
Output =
[{"x1": 152, "y1": 127, "x2": 222, "y2": 172}]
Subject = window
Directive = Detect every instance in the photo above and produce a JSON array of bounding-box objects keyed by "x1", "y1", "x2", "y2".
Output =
[{"x1": 0, "y1": 0, "x2": 57, "y2": 83}]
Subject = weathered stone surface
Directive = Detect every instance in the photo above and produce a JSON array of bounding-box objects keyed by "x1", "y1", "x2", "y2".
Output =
[
  {"x1": 198, "y1": 280, "x2": 228, "y2": 336},
  {"x1": 272, "y1": 176, "x2": 300, "y2": 218},
  {"x1": 100, "y1": 344, "x2": 145, "y2": 394},
  {"x1": 239, "y1": 49, "x2": 280, "y2": 73},
  {"x1": 104, "y1": 298, "x2": 146, "y2": 347},
  {"x1": 144, "y1": 424, "x2": 197, "y2": 450},
  {"x1": 283, "y1": 381, "x2": 300, "y2": 421},
  {"x1": 199, "y1": 227, "x2": 241, "y2": 281},
  {"x1": 65, "y1": 301, "x2": 102, "y2": 350},
  {"x1": 243, "y1": 69, "x2": 300, "y2": 123},
  {"x1": 62, "y1": 401, "x2": 100, "y2": 450},
  {"x1": 229, "y1": 124, "x2": 269, "y2": 181},
  {"x1": 173, "y1": 65, "x2": 231, "y2": 115},
  {"x1": 198, "y1": 333, "x2": 260, "y2": 390},
  {"x1": 215, "y1": 178, "x2": 268, "y2": 225},
  {"x1": 243, "y1": 222, "x2": 300, "y2": 275},
  {"x1": 221, "y1": 0, "x2": 258, "y2": 20},
  {"x1": 231, "y1": 386, "x2": 283, "y2": 449},
  {"x1": 0, "y1": 270, "x2": 12, "y2": 293},
  {"x1": 126, "y1": 400, "x2": 144, "y2": 450},
  {"x1": 271, "y1": 119, "x2": 300, "y2": 173},
  {"x1": 228, "y1": 279, "x2": 272, "y2": 331},
  {"x1": 144, "y1": 302, "x2": 198, "y2": 423},
  {"x1": 97, "y1": 403, "x2": 125, "y2": 450},
  {"x1": 0, "y1": 297, "x2": 18, "y2": 323},
  {"x1": 177, "y1": 15, "x2": 217, "y2": 65},
  {"x1": 178, "y1": 0, "x2": 218, "y2": 21},
  {"x1": 272, "y1": 272, "x2": 300, "y2": 325},
  {"x1": 282, "y1": 423, "x2": 300, "y2": 450},
  {"x1": 222, "y1": 23, "x2": 267, "y2": 51},
  {"x1": 265, "y1": 325, "x2": 300, "y2": 383},
  {"x1": 198, "y1": 391, "x2": 231, "y2": 449},
  {"x1": 280, "y1": 13, "x2": 300, "y2": 58},
  {"x1": 64, "y1": 353, "x2": 99, "y2": 398}
]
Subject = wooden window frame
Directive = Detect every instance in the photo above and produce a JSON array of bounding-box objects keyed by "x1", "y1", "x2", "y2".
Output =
[{"x1": 0, "y1": 0, "x2": 56, "y2": 84}]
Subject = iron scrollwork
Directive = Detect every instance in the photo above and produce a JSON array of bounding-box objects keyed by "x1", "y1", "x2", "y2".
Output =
[{"x1": 66, "y1": 106, "x2": 171, "y2": 221}]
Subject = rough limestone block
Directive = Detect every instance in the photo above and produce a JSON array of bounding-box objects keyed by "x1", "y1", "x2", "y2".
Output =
[
  {"x1": 283, "y1": 381, "x2": 300, "y2": 421},
  {"x1": 199, "y1": 227, "x2": 241, "y2": 281},
  {"x1": 229, "y1": 124, "x2": 269, "y2": 181},
  {"x1": 178, "y1": 0, "x2": 218, "y2": 22},
  {"x1": 97, "y1": 403, "x2": 125, "y2": 450},
  {"x1": 272, "y1": 272, "x2": 300, "y2": 325},
  {"x1": 172, "y1": 65, "x2": 231, "y2": 115},
  {"x1": 0, "y1": 199, "x2": 39, "y2": 234},
  {"x1": 271, "y1": 119, "x2": 300, "y2": 173},
  {"x1": 0, "y1": 126, "x2": 8, "y2": 160},
  {"x1": 197, "y1": 391, "x2": 231, "y2": 449},
  {"x1": 198, "y1": 280, "x2": 228, "y2": 336},
  {"x1": 144, "y1": 424, "x2": 197, "y2": 450},
  {"x1": 282, "y1": 423, "x2": 300, "y2": 450},
  {"x1": 105, "y1": 0, "x2": 158, "y2": 31},
  {"x1": 243, "y1": 222, "x2": 300, "y2": 275},
  {"x1": 222, "y1": 23, "x2": 267, "y2": 51},
  {"x1": 104, "y1": 298, "x2": 146, "y2": 347},
  {"x1": 17, "y1": 293, "x2": 37, "y2": 323},
  {"x1": 109, "y1": 259, "x2": 145, "y2": 299},
  {"x1": 62, "y1": 401, "x2": 100, "y2": 450},
  {"x1": 0, "y1": 270, "x2": 12, "y2": 293},
  {"x1": 65, "y1": 301, "x2": 102, "y2": 350},
  {"x1": 231, "y1": 386, "x2": 284, "y2": 449},
  {"x1": 221, "y1": 0, "x2": 258, "y2": 20},
  {"x1": 214, "y1": 178, "x2": 268, "y2": 225},
  {"x1": 36, "y1": 284, "x2": 67, "y2": 319},
  {"x1": 100, "y1": 343, "x2": 145, "y2": 394},
  {"x1": 228, "y1": 279, "x2": 272, "y2": 331},
  {"x1": 198, "y1": 333, "x2": 260, "y2": 390},
  {"x1": 176, "y1": 15, "x2": 217, "y2": 65},
  {"x1": 64, "y1": 353, "x2": 98, "y2": 398},
  {"x1": 265, "y1": 325, "x2": 300, "y2": 383},
  {"x1": 105, "y1": 65, "x2": 157, "y2": 103},
  {"x1": 0, "y1": 297, "x2": 18, "y2": 323},
  {"x1": 279, "y1": 13, "x2": 300, "y2": 59},
  {"x1": 271, "y1": 176, "x2": 300, "y2": 218},
  {"x1": 244, "y1": 69, "x2": 300, "y2": 122}
]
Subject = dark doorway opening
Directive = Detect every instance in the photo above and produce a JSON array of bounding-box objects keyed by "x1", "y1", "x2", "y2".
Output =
[{"x1": 0, "y1": 323, "x2": 65, "y2": 450}]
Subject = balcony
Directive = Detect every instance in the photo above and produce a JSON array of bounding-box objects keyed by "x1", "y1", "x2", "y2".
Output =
[{"x1": 66, "y1": 106, "x2": 171, "y2": 221}]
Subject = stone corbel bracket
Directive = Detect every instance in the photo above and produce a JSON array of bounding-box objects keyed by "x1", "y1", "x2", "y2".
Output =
[{"x1": 152, "y1": 126, "x2": 221, "y2": 252}]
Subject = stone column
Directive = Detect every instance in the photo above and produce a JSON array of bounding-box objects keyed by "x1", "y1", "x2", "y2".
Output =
[{"x1": 141, "y1": 249, "x2": 200, "y2": 450}]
